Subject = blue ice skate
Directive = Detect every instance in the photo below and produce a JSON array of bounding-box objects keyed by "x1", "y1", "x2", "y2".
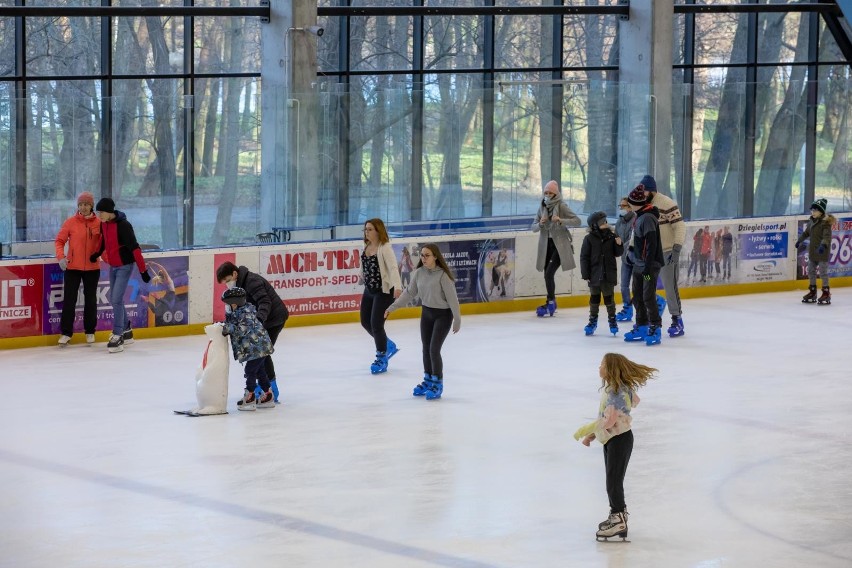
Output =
[
  {"x1": 624, "y1": 325, "x2": 649, "y2": 342},
  {"x1": 385, "y1": 338, "x2": 399, "y2": 360},
  {"x1": 645, "y1": 325, "x2": 662, "y2": 346},
  {"x1": 584, "y1": 316, "x2": 598, "y2": 336},
  {"x1": 425, "y1": 376, "x2": 443, "y2": 400},
  {"x1": 536, "y1": 300, "x2": 557, "y2": 317},
  {"x1": 656, "y1": 294, "x2": 667, "y2": 316},
  {"x1": 608, "y1": 316, "x2": 619, "y2": 336},
  {"x1": 371, "y1": 351, "x2": 389, "y2": 374},
  {"x1": 413, "y1": 373, "x2": 432, "y2": 396},
  {"x1": 615, "y1": 304, "x2": 633, "y2": 322},
  {"x1": 667, "y1": 316, "x2": 684, "y2": 338}
]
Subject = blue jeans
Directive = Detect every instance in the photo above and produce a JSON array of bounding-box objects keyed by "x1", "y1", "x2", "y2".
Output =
[
  {"x1": 619, "y1": 259, "x2": 633, "y2": 305},
  {"x1": 109, "y1": 263, "x2": 134, "y2": 335}
]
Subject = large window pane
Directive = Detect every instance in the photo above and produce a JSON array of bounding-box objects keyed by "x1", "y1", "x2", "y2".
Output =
[
  {"x1": 27, "y1": 16, "x2": 101, "y2": 77},
  {"x1": 495, "y1": 15, "x2": 549, "y2": 69},
  {"x1": 195, "y1": 16, "x2": 261, "y2": 75},
  {"x1": 422, "y1": 73, "x2": 483, "y2": 219},
  {"x1": 758, "y1": 12, "x2": 808, "y2": 65},
  {"x1": 191, "y1": 77, "x2": 261, "y2": 244},
  {"x1": 350, "y1": 16, "x2": 412, "y2": 73},
  {"x1": 0, "y1": 83, "x2": 15, "y2": 243},
  {"x1": 24, "y1": 80, "x2": 101, "y2": 240},
  {"x1": 111, "y1": 79, "x2": 185, "y2": 248},
  {"x1": 0, "y1": 17, "x2": 14, "y2": 77},
  {"x1": 113, "y1": 18, "x2": 183, "y2": 76},
  {"x1": 564, "y1": 15, "x2": 618, "y2": 68},
  {"x1": 815, "y1": 73, "x2": 852, "y2": 212},
  {"x1": 695, "y1": 13, "x2": 746, "y2": 66},
  {"x1": 692, "y1": 69, "x2": 747, "y2": 219},
  {"x1": 425, "y1": 11, "x2": 484, "y2": 70}
]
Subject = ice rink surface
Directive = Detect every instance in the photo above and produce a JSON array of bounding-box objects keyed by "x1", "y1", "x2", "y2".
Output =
[{"x1": 1, "y1": 288, "x2": 850, "y2": 568}]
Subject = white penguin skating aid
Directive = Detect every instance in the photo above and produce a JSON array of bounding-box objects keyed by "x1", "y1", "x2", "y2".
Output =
[{"x1": 174, "y1": 323, "x2": 230, "y2": 417}]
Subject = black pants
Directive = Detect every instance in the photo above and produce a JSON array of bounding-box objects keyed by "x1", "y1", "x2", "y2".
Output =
[
  {"x1": 264, "y1": 323, "x2": 284, "y2": 380},
  {"x1": 360, "y1": 287, "x2": 395, "y2": 352},
  {"x1": 60, "y1": 269, "x2": 101, "y2": 336},
  {"x1": 544, "y1": 239, "x2": 561, "y2": 301},
  {"x1": 603, "y1": 430, "x2": 634, "y2": 514},
  {"x1": 589, "y1": 282, "x2": 616, "y2": 319},
  {"x1": 420, "y1": 306, "x2": 453, "y2": 379},
  {"x1": 245, "y1": 356, "x2": 271, "y2": 393},
  {"x1": 631, "y1": 268, "x2": 662, "y2": 327}
]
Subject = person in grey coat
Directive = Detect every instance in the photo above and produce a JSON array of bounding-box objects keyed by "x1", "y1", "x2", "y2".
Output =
[
  {"x1": 531, "y1": 180, "x2": 581, "y2": 317},
  {"x1": 614, "y1": 196, "x2": 636, "y2": 321}
]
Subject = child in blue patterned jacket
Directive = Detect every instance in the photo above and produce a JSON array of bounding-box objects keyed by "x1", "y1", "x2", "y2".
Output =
[{"x1": 221, "y1": 287, "x2": 275, "y2": 411}]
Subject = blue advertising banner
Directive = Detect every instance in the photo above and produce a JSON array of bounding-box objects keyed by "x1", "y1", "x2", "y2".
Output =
[
  {"x1": 796, "y1": 216, "x2": 852, "y2": 280},
  {"x1": 42, "y1": 255, "x2": 189, "y2": 334}
]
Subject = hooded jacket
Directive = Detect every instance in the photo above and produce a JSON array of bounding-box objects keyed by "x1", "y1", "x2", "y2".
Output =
[
  {"x1": 222, "y1": 303, "x2": 274, "y2": 363},
  {"x1": 91, "y1": 210, "x2": 147, "y2": 272},
  {"x1": 55, "y1": 211, "x2": 102, "y2": 271}
]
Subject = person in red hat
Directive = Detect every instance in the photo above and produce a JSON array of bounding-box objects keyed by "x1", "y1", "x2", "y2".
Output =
[{"x1": 54, "y1": 191, "x2": 102, "y2": 346}]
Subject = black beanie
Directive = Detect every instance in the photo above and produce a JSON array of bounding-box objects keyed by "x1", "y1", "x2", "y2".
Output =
[{"x1": 96, "y1": 197, "x2": 115, "y2": 214}]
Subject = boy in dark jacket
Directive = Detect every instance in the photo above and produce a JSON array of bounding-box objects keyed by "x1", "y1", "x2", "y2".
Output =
[
  {"x1": 795, "y1": 198, "x2": 835, "y2": 305},
  {"x1": 221, "y1": 287, "x2": 275, "y2": 411},
  {"x1": 580, "y1": 211, "x2": 624, "y2": 336},
  {"x1": 217, "y1": 261, "x2": 288, "y2": 402},
  {"x1": 91, "y1": 197, "x2": 151, "y2": 353},
  {"x1": 624, "y1": 187, "x2": 665, "y2": 346}
]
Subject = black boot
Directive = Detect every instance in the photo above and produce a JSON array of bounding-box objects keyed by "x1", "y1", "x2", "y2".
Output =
[
  {"x1": 802, "y1": 285, "x2": 817, "y2": 303},
  {"x1": 817, "y1": 286, "x2": 831, "y2": 305}
]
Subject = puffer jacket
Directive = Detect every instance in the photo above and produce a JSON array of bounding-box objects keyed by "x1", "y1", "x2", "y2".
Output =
[
  {"x1": 235, "y1": 265, "x2": 289, "y2": 328},
  {"x1": 222, "y1": 303, "x2": 274, "y2": 363},
  {"x1": 54, "y1": 212, "x2": 102, "y2": 271},
  {"x1": 798, "y1": 214, "x2": 835, "y2": 263},
  {"x1": 580, "y1": 227, "x2": 624, "y2": 286}
]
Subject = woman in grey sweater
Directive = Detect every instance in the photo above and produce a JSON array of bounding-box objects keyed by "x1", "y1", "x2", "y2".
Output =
[{"x1": 385, "y1": 243, "x2": 461, "y2": 400}]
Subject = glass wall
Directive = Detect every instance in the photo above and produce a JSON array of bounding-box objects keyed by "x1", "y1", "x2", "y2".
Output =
[{"x1": 1, "y1": 2, "x2": 851, "y2": 253}]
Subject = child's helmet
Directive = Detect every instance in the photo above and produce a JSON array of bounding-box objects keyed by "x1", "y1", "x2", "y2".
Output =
[
  {"x1": 221, "y1": 286, "x2": 247, "y2": 307},
  {"x1": 587, "y1": 210, "x2": 608, "y2": 230}
]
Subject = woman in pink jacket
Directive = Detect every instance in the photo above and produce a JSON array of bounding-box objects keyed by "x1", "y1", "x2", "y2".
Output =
[{"x1": 54, "y1": 192, "x2": 102, "y2": 346}]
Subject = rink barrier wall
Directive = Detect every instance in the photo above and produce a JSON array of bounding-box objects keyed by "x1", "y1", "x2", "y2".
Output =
[{"x1": 1, "y1": 213, "x2": 850, "y2": 350}]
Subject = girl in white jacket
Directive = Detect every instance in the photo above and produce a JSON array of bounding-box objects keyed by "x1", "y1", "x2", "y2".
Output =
[{"x1": 361, "y1": 218, "x2": 402, "y2": 374}]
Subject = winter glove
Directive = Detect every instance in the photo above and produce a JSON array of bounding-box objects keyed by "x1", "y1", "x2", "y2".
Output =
[
  {"x1": 817, "y1": 244, "x2": 826, "y2": 255},
  {"x1": 643, "y1": 272, "x2": 652, "y2": 282},
  {"x1": 796, "y1": 241, "x2": 807, "y2": 252},
  {"x1": 140, "y1": 269, "x2": 151, "y2": 283},
  {"x1": 89, "y1": 253, "x2": 100, "y2": 263},
  {"x1": 58, "y1": 258, "x2": 68, "y2": 271}
]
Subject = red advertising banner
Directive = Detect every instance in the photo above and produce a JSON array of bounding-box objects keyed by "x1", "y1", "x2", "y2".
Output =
[
  {"x1": 212, "y1": 252, "x2": 236, "y2": 322},
  {"x1": 0, "y1": 265, "x2": 44, "y2": 339}
]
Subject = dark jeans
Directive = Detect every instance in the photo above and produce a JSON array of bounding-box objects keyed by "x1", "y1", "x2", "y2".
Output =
[
  {"x1": 544, "y1": 238, "x2": 561, "y2": 301},
  {"x1": 360, "y1": 287, "x2": 395, "y2": 352},
  {"x1": 632, "y1": 267, "x2": 662, "y2": 327},
  {"x1": 420, "y1": 306, "x2": 453, "y2": 379},
  {"x1": 60, "y1": 269, "x2": 100, "y2": 336},
  {"x1": 244, "y1": 356, "x2": 271, "y2": 393},
  {"x1": 265, "y1": 323, "x2": 284, "y2": 380},
  {"x1": 604, "y1": 430, "x2": 634, "y2": 514}
]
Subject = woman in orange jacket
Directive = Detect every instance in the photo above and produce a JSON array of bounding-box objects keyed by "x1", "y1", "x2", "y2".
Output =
[{"x1": 54, "y1": 192, "x2": 102, "y2": 346}]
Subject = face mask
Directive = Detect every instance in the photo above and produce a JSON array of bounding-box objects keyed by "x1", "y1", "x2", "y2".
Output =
[{"x1": 226, "y1": 280, "x2": 236, "y2": 289}]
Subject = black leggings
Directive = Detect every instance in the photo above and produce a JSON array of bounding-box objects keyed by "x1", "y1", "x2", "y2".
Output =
[
  {"x1": 603, "y1": 430, "x2": 634, "y2": 514},
  {"x1": 360, "y1": 287, "x2": 395, "y2": 352},
  {"x1": 60, "y1": 269, "x2": 101, "y2": 336},
  {"x1": 420, "y1": 306, "x2": 453, "y2": 379},
  {"x1": 544, "y1": 239, "x2": 561, "y2": 301}
]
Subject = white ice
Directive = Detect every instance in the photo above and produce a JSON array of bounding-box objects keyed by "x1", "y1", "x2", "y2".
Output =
[{"x1": 1, "y1": 289, "x2": 851, "y2": 568}]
